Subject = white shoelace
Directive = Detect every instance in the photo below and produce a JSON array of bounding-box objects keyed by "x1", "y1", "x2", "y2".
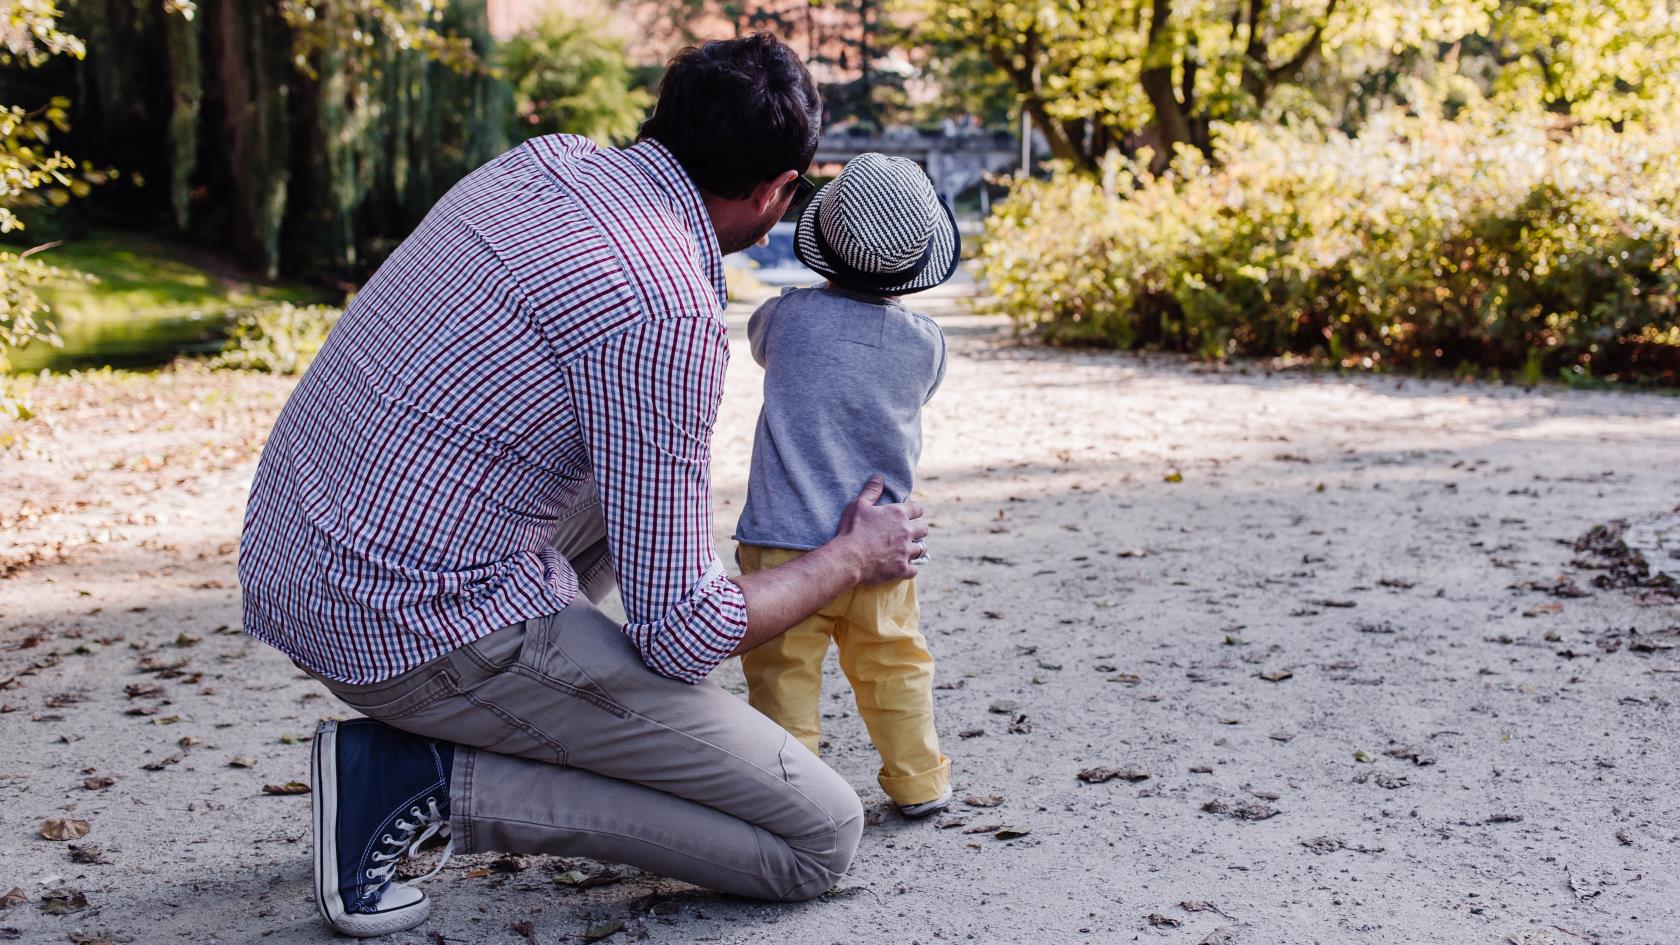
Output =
[{"x1": 364, "y1": 798, "x2": 453, "y2": 891}]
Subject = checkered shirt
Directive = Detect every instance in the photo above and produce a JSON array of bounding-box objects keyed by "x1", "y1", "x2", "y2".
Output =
[{"x1": 238, "y1": 137, "x2": 748, "y2": 685}]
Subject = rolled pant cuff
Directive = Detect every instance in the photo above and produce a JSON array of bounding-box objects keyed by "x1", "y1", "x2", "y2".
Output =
[{"x1": 877, "y1": 754, "x2": 951, "y2": 807}]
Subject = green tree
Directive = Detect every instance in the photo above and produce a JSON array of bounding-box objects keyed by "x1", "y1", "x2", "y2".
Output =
[
  {"x1": 0, "y1": 0, "x2": 85, "y2": 387},
  {"x1": 500, "y1": 13, "x2": 652, "y2": 145},
  {"x1": 10, "y1": 0, "x2": 507, "y2": 280},
  {"x1": 1482, "y1": 0, "x2": 1680, "y2": 123},
  {"x1": 904, "y1": 0, "x2": 1370, "y2": 169},
  {"x1": 907, "y1": 0, "x2": 1680, "y2": 171}
]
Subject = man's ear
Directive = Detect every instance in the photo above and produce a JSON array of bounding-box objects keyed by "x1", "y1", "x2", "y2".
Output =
[{"x1": 753, "y1": 170, "x2": 799, "y2": 215}]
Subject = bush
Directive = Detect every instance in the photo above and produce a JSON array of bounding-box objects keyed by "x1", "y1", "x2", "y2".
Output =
[
  {"x1": 981, "y1": 109, "x2": 1680, "y2": 384},
  {"x1": 500, "y1": 12, "x2": 652, "y2": 146},
  {"x1": 210, "y1": 302, "x2": 342, "y2": 375}
]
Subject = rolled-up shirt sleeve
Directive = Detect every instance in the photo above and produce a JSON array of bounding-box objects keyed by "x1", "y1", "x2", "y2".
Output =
[{"x1": 566, "y1": 314, "x2": 748, "y2": 683}]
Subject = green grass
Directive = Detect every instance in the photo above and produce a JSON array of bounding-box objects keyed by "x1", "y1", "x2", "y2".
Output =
[{"x1": 6, "y1": 231, "x2": 325, "y2": 373}]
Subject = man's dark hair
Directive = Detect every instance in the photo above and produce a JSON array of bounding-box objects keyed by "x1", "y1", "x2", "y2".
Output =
[{"x1": 640, "y1": 33, "x2": 822, "y2": 200}]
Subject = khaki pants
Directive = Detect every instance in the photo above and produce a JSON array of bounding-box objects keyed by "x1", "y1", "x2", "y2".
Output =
[
  {"x1": 737, "y1": 544, "x2": 950, "y2": 807},
  {"x1": 313, "y1": 483, "x2": 864, "y2": 901}
]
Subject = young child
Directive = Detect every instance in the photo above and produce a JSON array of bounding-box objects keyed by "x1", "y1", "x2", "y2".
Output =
[{"x1": 734, "y1": 153, "x2": 958, "y2": 818}]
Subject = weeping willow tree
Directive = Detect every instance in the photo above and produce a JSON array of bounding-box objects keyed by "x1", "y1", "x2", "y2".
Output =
[
  {"x1": 2, "y1": 0, "x2": 506, "y2": 281},
  {"x1": 284, "y1": 0, "x2": 507, "y2": 275}
]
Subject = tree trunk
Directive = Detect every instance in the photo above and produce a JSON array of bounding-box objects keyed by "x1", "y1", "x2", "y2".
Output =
[
  {"x1": 1140, "y1": 0, "x2": 1193, "y2": 172},
  {"x1": 1241, "y1": 0, "x2": 1338, "y2": 113},
  {"x1": 987, "y1": 38, "x2": 1091, "y2": 171},
  {"x1": 212, "y1": 0, "x2": 290, "y2": 278},
  {"x1": 163, "y1": 8, "x2": 202, "y2": 232}
]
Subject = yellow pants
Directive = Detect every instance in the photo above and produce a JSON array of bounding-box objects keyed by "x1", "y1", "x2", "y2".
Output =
[{"x1": 737, "y1": 544, "x2": 951, "y2": 807}]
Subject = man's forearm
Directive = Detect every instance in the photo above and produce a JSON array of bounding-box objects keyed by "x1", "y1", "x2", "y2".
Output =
[
  {"x1": 727, "y1": 475, "x2": 926, "y2": 657},
  {"x1": 728, "y1": 538, "x2": 863, "y2": 655}
]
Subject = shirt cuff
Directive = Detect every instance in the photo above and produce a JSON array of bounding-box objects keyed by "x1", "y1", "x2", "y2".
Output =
[{"x1": 624, "y1": 559, "x2": 749, "y2": 684}]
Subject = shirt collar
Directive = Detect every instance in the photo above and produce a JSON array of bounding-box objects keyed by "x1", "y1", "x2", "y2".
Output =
[{"x1": 624, "y1": 139, "x2": 728, "y2": 308}]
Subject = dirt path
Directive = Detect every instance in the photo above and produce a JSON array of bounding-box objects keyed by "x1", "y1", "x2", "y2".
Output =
[{"x1": 3, "y1": 287, "x2": 1678, "y2": 945}]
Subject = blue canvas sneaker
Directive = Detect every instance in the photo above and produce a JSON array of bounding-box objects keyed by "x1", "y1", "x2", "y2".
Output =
[{"x1": 311, "y1": 718, "x2": 454, "y2": 937}]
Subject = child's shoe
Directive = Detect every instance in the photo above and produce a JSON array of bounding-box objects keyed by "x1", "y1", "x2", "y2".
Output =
[{"x1": 897, "y1": 787, "x2": 952, "y2": 819}]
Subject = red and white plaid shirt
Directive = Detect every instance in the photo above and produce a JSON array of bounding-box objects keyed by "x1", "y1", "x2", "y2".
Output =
[{"x1": 239, "y1": 136, "x2": 748, "y2": 685}]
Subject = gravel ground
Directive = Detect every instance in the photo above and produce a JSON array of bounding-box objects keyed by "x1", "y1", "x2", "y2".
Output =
[{"x1": 2, "y1": 284, "x2": 1678, "y2": 945}]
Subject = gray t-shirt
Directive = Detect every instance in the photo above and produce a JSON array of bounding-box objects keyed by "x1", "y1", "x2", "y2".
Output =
[{"x1": 734, "y1": 285, "x2": 947, "y2": 551}]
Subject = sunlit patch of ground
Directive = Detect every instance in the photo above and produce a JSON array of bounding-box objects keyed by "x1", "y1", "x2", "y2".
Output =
[{"x1": 2, "y1": 288, "x2": 1678, "y2": 944}]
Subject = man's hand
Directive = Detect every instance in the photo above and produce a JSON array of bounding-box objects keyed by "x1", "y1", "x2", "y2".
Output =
[
  {"x1": 834, "y1": 475, "x2": 927, "y2": 584},
  {"x1": 729, "y1": 474, "x2": 928, "y2": 656}
]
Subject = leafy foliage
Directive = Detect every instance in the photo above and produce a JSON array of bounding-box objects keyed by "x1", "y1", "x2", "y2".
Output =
[
  {"x1": 210, "y1": 302, "x2": 342, "y2": 375},
  {"x1": 980, "y1": 107, "x2": 1680, "y2": 384},
  {"x1": 0, "y1": 0, "x2": 86, "y2": 394},
  {"x1": 904, "y1": 0, "x2": 1680, "y2": 168},
  {"x1": 17, "y1": 0, "x2": 504, "y2": 281},
  {"x1": 0, "y1": 0, "x2": 84, "y2": 66},
  {"x1": 281, "y1": 0, "x2": 485, "y2": 77},
  {"x1": 500, "y1": 12, "x2": 652, "y2": 145}
]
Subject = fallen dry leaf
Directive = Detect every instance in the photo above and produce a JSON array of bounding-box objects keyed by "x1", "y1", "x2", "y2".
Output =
[
  {"x1": 68, "y1": 843, "x2": 112, "y2": 865},
  {"x1": 489, "y1": 854, "x2": 529, "y2": 873},
  {"x1": 1078, "y1": 767, "x2": 1151, "y2": 784},
  {"x1": 964, "y1": 794, "x2": 1004, "y2": 808},
  {"x1": 1202, "y1": 800, "x2": 1278, "y2": 821},
  {"x1": 1259, "y1": 669, "x2": 1294, "y2": 682},
  {"x1": 1180, "y1": 900, "x2": 1223, "y2": 914},
  {"x1": 1384, "y1": 745, "x2": 1437, "y2": 766},
  {"x1": 262, "y1": 781, "x2": 311, "y2": 795},
  {"x1": 39, "y1": 817, "x2": 91, "y2": 841},
  {"x1": 38, "y1": 887, "x2": 88, "y2": 914},
  {"x1": 555, "y1": 867, "x2": 622, "y2": 888},
  {"x1": 584, "y1": 918, "x2": 624, "y2": 941},
  {"x1": 141, "y1": 750, "x2": 186, "y2": 771}
]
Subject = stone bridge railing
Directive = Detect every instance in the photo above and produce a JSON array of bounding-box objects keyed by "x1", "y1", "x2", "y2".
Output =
[{"x1": 814, "y1": 132, "x2": 1020, "y2": 207}]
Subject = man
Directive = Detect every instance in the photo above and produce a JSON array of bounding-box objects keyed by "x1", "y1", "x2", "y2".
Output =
[{"x1": 239, "y1": 34, "x2": 928, "y2": 937}]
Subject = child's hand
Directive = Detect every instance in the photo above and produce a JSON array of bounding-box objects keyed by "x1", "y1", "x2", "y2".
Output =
[{"x1": 835, "y1": 475, "x2": 927, "y2": 585}]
